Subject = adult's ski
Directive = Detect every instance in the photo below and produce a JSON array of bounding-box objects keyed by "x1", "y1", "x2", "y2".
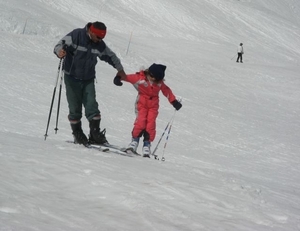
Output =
[
  {"x1": 89, "y1": 143, "x2": 135, "y2": 157},
  {"x1": 66, "y1": 140, "x2": 109, "y2": 152},
  {"x1": 66, "y1": 140, "x2": 132, "y2": 156}
]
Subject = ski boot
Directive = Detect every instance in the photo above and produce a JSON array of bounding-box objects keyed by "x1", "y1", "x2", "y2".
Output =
[
  {"x1": 127, "y1": 137, "x2": 139, "y2": 153},
  {"x1": 142, "y1": 141, "x2": 151, "y2": 158},
  {"x1": 71, "y1": 121, "x2": 88, "y2": 146},
  {"x1": 89, "y1": 119, "x2": 108, "y2": 145}
]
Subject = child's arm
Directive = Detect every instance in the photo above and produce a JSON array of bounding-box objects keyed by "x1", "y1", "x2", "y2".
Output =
[
  {"x1": 113, "y1": 71, "x2": 142, "y2": 86},
  {"x1": 122, "y1": 73, "x2": 140, "y2": 84},
  {"x1": 161, "y1": 82, "x2": 182, "y2": 110},
  {"x1": 161, "y1": 82, "x2": 176, "y2": 103}
]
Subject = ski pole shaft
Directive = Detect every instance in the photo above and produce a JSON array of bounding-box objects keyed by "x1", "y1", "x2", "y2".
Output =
[
  {"x1": 126, "y1": 31, "x2": 133, "y2": 56},
  {"x1": 152, "y1": 121, "x2": 170, "y2": 157},
  {"x1": 152, "y1": 109, "x2": 177, "y2": 157},
  {"x1": 159, "y1": 98, "x2": 181, "y2": 160},
  {"x1": 44, "y1": 58, "x2": 63, "y2": 140},
  {"x1": 161, "y1": 121, "x2": 174, "y2": 161},
  {"x1": 54, "y1": 70, "x2": 64, "y2": 134},
  {"x1": 231, "y1": 54, "x2": 237, "y2": 60}
]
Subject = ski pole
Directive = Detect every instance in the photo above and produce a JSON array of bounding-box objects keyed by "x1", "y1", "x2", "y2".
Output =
[
  {"x1": 54, "y1": 68, "x2": 64, "y2": 134},
  {"x1": 152, "y1": 109, "x2": 177, "y2": 159},
  {"x1": 126, "y1": 31, "x2": 133, "y2": 56},
  {"x1": 231, "y1": 54, "x2": 237, "y2": 60},
  {"x1": 160, "y1": 111, "x2": 177, "y2": 161},
  {"x1": 44, "y1": 58, "x2": 64, "y2": 140},
  {"x1": 151, "y1": 120, "x2": 171, "y2": 159}
]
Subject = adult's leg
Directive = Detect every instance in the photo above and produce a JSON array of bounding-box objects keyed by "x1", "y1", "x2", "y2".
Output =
[
  {"x1": 64, "y1": 75, "x2": 88, "y2": 144},
  {"x1": 82, "y1": 79, "x2": 108, "y2": 144},
  {"x1": 82, "y1": 79, "x2": 100, "y2": 121},
  {"x1": 64, "y1": 75, "x2": 84, "y2": 121}
]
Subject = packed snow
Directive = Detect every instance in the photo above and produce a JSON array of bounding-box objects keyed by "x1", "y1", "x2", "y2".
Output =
[{"x1": 0, "y1": 0, "x2": 300, "y2": 230}]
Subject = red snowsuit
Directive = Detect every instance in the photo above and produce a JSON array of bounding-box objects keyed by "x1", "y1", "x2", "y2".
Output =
[{"x1": 124, "y1": 71, "x2": 176, "y2": 142}]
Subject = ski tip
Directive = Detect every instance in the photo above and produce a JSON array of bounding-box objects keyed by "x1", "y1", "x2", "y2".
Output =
[{"x1": 124, "y1": 148, "x2": 141, "y2": 156}]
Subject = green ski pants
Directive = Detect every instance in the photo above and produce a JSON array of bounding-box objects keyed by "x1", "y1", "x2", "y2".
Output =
[{"x1": 64, "y1": 75, "x2": 100, "y2": 122}]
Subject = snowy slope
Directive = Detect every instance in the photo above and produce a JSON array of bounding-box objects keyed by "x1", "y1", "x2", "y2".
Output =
[{"x1": 1, "y1": 0, "x2": 300, "y2": 230}]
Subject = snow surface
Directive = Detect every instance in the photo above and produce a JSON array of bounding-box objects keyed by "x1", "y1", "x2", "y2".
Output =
[{"x1": 1, "y1": 0, "x2": 300, "y2": 230}]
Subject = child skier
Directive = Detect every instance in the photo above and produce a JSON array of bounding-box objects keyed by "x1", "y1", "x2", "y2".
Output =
[{"x1": 113, "y1": 63, "x2": 182, "y2": 157}]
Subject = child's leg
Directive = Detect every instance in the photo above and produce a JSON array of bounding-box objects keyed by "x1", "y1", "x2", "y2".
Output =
[
  {"x1": 145, "y1": 107, "x2": 159, "y2": 142},
  {"x1": 132, "y1": 107, "x2": 148, "y2": 140},
  {"x1": 140, "y1": 108, "x2": 158, "y2": 157}
]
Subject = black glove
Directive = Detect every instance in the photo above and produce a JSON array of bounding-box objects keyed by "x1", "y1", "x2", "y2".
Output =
[
  {"x1": 172, "y1": 100, "x2": 182, "y2": 111},
  {"x1": 113, "y1": 75, "x2": 123, "y2": 86}
]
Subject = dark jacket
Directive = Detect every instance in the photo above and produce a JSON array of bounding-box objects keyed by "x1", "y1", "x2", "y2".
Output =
[{"x1": 54, "y1": 23, "x2": 123, "y2": 81}]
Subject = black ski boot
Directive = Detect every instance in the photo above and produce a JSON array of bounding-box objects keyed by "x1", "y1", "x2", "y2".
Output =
[
  {"x1": 71, "y1": 121, "x2": 88, "y2": 146},
  {"x1": 89, "y1": 119, "x2": 108, "y2": 145}
]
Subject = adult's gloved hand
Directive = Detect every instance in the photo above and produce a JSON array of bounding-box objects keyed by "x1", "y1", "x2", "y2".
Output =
[
  {"x1": 113, "y1": 75, "x2": 123, "y2": 86},
  {"x1": 172, "y1": 100, "x2": 182, "y2": 111}
]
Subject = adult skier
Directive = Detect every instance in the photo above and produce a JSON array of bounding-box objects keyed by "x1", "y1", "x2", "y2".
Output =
[
  {"x1": 236, "y1": 43, "x2": 244, "y2": 63},
  {"x1": 54, "y1": 21, "x2": 126, "y2": 146}
]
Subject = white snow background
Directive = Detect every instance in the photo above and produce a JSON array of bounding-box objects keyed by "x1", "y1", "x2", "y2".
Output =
[{"x1": 1, "y1": 0, "x2": 300, "y2": 230}]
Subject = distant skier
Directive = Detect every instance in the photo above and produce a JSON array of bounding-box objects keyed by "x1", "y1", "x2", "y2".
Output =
[
  {"x1": 236, "y1": 43, "x2": 244, "y2": 63},
  {"x1": 113, "y1": 63, "x2": 182, "y2": 157},
  {"x1": 53, "y1": 21, "x2": 127, "y2": 146}
]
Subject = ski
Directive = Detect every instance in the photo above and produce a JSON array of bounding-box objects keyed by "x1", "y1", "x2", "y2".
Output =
[
  {"x1": 101, "y1": 143, "x2": 124, "y2": 150},
  {"x1": 123, "y1": 147, "x2": 159, "y2": 159},
  {"x1": 89, "y1": 143, "x2": 135, "y2": 157},
  {"x1": 122, "y1": 147, "x2": 141, "y2": 156},
  {"x1": 66, "y1": 140, "x2": 109, "y2": 152},
  {"x1": 66, "y1": 140, "x2": 163, "y2": 159},
  {"x1": 89, "y1": 141, "x2": 162, "y2": 159},
  {"x1": 66, "y1": 140, "x2": 132, "y2": 156},
  {"x1": 86, "y1": 144, "x2": 109, "y2": 152}
]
